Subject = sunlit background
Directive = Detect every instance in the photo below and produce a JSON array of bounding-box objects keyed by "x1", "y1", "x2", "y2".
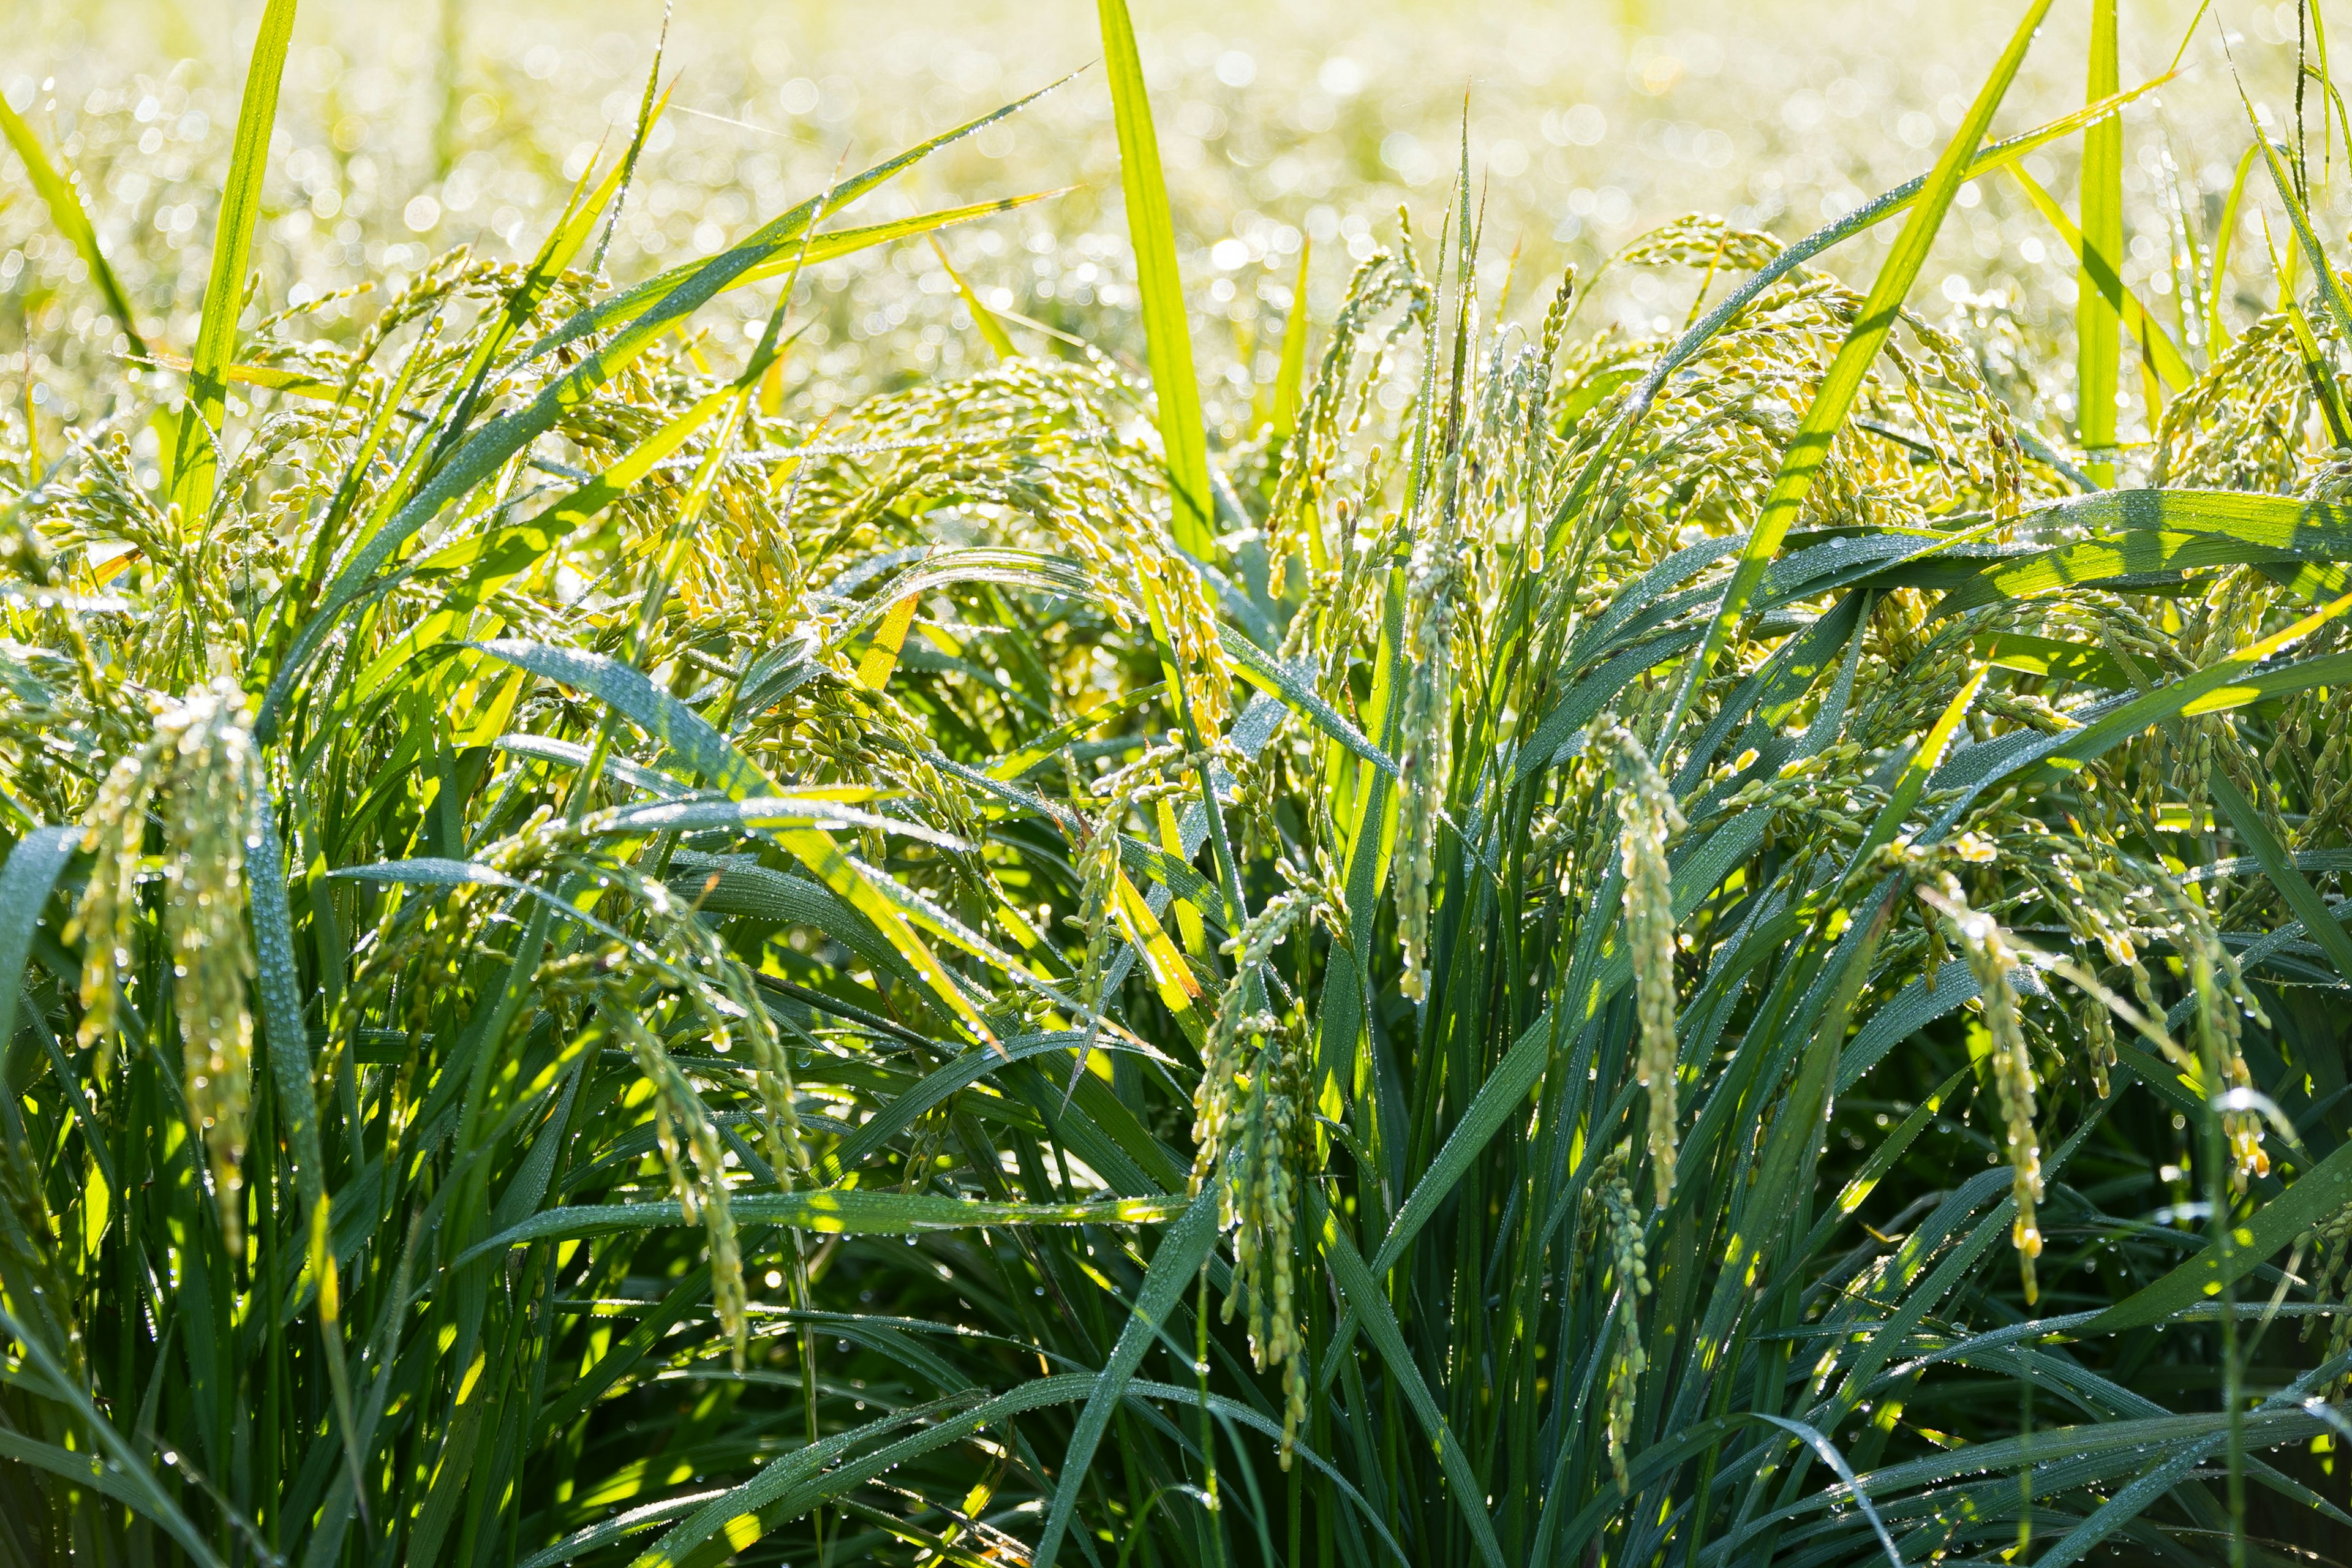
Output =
[{"x1": 6, "y1": 1, "x2": 2337, "y2": 442}]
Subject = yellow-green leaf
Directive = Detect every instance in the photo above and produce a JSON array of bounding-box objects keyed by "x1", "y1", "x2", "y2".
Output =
[{"x1": 1098, "y1": 0, "x2": 1215, "y2": 556}]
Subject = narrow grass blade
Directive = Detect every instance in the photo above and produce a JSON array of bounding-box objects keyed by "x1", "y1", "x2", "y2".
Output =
[
  {"x1": 459, "y1": 1191, "x2": 1192, "y2": 1262},
  {"x1": 1111, "y1": 866, "x2": 1205, "y2": 1038},
  {"x1": 2031, "y1": 1389, "x2": 2346, "y2": 1566},
  {"x1": 2204, "y1": 771, "x2": 2352, "y2": 982},
  {"x1": 2008, "y1": 164, "x2": 2192, "y2": 390},
  {"x1": 466, "y1": 639, "x2": 776, "y2": 798},
  {"x1": 2008, "y1": 590, "x2": 2352, "y2": 778},
  {"x1": 584, "y1": 38, "x2": 670, "y2": 281},
  {"x1": 2078, "y1": 0, "x2": 2124, "y2": 480},
  {"x1": 0, "y1": 1430, "x2": 158, "y2": 1512},
  {"x1": 766, "y1": 824, "x2": 997, "y2": 1044},
  {"x1": 249, "y1": 785, "x2": 324, "y2": 1210},
  {"x1": 0, "y1": 1304, "x2": 228, "y2": 1568},
  {"x1": 408, "y1": 101, "x2": 661, "y2": 487},
  {"x1": 1030, "y1": 1184, "x2": 1221, "y2": 1568},
  {"x1": 703, "y1": 192, "x2": 1068, "y2": 299},
  {"x1": 526, "y1": 81, "x2": 1073, "y2": 366},
  {"x1": 2207, "y1": 143, "x2": 2261, "y2": 349},
  {"x1": 1972, "y1": 632, "x2": 2133, "y2": 688},
  {"x1": 1934, "y1": 530, "x2": 2303, "y2": 615},
  {"x1": 306, "y1": 1193, "x2": 371, "y2": 1528},
  {"x1": 0, "y1": 825, "x2": 77, "y2": 1057},
  {"x1": 853, "y1": 595, "x2": 922, "y2": 692},
  {"x1": 1220, "y1": 625, "x2": 1400, "y2": 777},
  {"x1": 650, "y1": 1379, "x2": 1144, "y2": 1567},
  {"x1": 168, "y1": 0, "x2": 298, "y2": 523},
  {"x1": 1846, "y1": 664, "x2": 1985, "y2": 872},
  {"x1": 334, "y1": 386, "x2": 738, "y2": 704},
  {"x1": 0, "y1": 98, "x2": 145, "y2": 354},
  {"x1": 665, "y1": 852, "x2": 933, "y2": 978},
  {"x1": 1271, "y1": 239, "x2": 1311, "y2": 439},
  {"x1": 822, "y1": 1034, "x2": 1091, "y2": 1176},
  {"x1": 620, "y1": 1394, "x2": 986, "y2": 1568},
  {"x1": 2252, "y1": 125, "x2": 2352, "y2": 344},
  {"x1": 1316, "y1": 1191, "x2": 1507, "y2": 1568},
  {"x1": 1098, "y1": 0, "x2": 1215, "y2": 556},
  {"x1": 1750, "y1": 1414, "x2": 1904, "y2": 1568},
  {"x1": 930, "y1": 233, "x2": 1019, "y2": 360},
  {"x1": 1119, "y1": 1380, "x2": 1411, "y2": 1564},
  {"x1": 136, "y1": 350, "x2": 339, "y2": 401},
  {"x1": 584, "y1": 796, "x2": 970, "y2": 851},
  {"x1": 0, "y1": 824, "x2": 80, "y2": 1256}
]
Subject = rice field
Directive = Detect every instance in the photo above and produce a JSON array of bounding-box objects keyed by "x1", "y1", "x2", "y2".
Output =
[{"x1": 5, "y1": 0, "x2": 2352, "y2": 1564}]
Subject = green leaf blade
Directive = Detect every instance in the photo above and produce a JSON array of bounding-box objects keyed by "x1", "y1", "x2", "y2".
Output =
[
  {"x1": 170, "y1": 0, "x2": 300, "y2": 522},
  {"x1": 1098, "y1": 0, "x2": 1215, "y2": 556}
]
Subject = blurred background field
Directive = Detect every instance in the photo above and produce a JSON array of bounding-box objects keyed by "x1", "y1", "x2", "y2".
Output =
[{"x1": 4, "y1": 0, "x2": 2337, "y2": 445}]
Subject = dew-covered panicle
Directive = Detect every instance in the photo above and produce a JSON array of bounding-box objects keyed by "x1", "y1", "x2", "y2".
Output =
[
  {"x1": 1394, "y1": 510, "x2": 1458, "y2": 1003},
  {"x1": 1917, "y1": 873, "x2": 2041, "y2": 1303},
  {"x1": 1190, "y1": 889, "x2": 1314, "y2": 1462},
  {"x1": 72, "y1": 679, "x2": 261, "y2": 1254},
  {"x1": 2077, "y1": 997, "x2": 2117, "y2": 1100},
  {"x1": 1598, "y1": 1152, "x2": 1651, "y2": 1493},
  {"x1": 1586, "y1": 717, "x2": 1685, "y2": 1205},
  {"x1": 2302, "y1": 1200, "x2": 2352, "y2": 1393},
  {"x1": 634, "y1": 867, "x2": 809, "y2": 1185},
  {"x1": 616, "y1": 1006, "x2": 747, "y2": 1365},
  {"x1": 1263, "y1": 246, "x2": 1432, "y2": 611},
  {"x1": 2150, "y1": 873, "x2": 2271, "y2": 1189},
  {"x1": 1190, "y1": 891, "x2": 1305, "y2": 1190},
  {"x1": 1070, "y1": 754, "x2": 1190, "y2": 1037},
  {"x1": 335, "y1": 798, "x2": 792, "y2": 1369}
]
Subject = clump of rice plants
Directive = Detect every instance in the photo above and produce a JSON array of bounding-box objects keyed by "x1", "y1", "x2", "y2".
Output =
[{"x1": 5, "y1": 1, "x2": 2352, "y2": 1564}]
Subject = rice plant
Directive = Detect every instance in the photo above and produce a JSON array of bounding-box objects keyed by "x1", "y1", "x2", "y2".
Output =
[{"x1": 5, "y1": 1, "x2": 2352, "y2": 1564}]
